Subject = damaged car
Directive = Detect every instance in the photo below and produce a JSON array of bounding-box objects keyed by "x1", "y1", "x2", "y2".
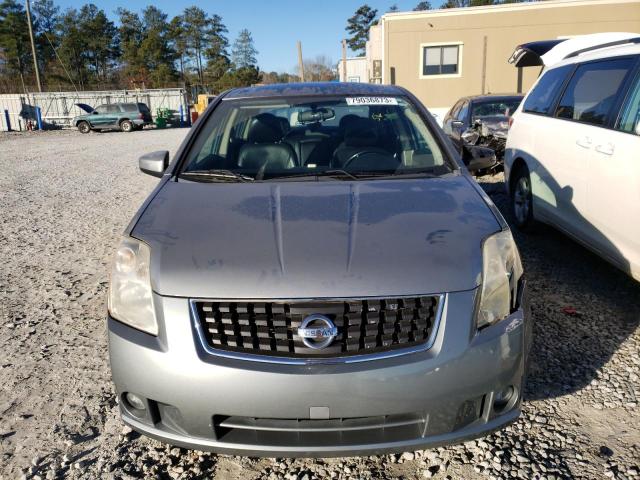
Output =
[
  {"x1": 108, "y1": 82, "x2": 530, "y2": 457},
  {"x1": 443, "y1": 94, "x2": 523, "y2": 174}
]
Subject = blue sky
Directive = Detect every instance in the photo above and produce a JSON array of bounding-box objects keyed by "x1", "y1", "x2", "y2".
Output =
[{"x1": 53, "y1": 0, "x2": 445, "y2": 72}]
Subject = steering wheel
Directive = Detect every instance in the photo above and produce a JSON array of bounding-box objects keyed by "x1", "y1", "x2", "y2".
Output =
[{"x1": 342, "y1": 149, "x2": 392, "y2": 170}]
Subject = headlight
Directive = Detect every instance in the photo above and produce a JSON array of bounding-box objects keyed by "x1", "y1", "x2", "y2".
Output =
[
  {"x1": 477, "y1": 230, "x2": 523, "y2": 329},
  {"x1": 108, "y1": 237, "x2": 158, "y2": 335},
  {"x1": 461, "y1": 128, "x2": 480, "y2": 144}
]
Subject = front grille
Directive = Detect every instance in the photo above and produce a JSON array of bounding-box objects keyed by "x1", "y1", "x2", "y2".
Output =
[
  {"x1": 212, "y1": 412, "x2": 427, "y2": 446},
  {"x1": 193, "y1": 296, "x2": 440, "y2": 359}
]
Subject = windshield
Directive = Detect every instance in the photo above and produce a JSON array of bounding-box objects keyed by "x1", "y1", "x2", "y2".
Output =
[
  {"x1": 471, "y1": 99, "x2": 522, "y2": 119},
  {"x1": 180, "y1": 95, "x2": 452, "y2": 181}
]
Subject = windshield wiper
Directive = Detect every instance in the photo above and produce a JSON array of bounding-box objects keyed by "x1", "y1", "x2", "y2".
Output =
[
  {"x1": 356, "y1": 167, "x2": 447, "y2": 179},
  {"x1": 267, "y1": 169, "x2": 360, "y2": 181},
  {"x1": 180, "y1": 169, "x2": 254, "y2": 183}
]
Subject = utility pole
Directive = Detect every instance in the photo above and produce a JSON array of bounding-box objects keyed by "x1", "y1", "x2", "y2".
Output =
[
  {"x1": 297, "y1": 41, "x2": 305, "y2": 82},
  {"x1": 342, "y1": 40, "x2": 347, "y2": 82},
  {"x1": 25, "y1": 0, "x2": 42, "y2": 92}
]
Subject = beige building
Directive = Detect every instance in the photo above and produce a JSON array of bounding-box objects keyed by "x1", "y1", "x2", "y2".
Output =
[{"x1": 376, "y1": 0, "x2": 640, "y2": 118}]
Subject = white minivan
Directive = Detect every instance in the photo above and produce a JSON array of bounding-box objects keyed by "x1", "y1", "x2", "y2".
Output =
[{"x1": 505, "y1": 34, "x2": 640, "y2": 281}]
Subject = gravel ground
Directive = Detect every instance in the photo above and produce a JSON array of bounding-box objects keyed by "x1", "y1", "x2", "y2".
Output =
[{"x1": 0, "y1": 129, "x2": 639, "y2": 480}]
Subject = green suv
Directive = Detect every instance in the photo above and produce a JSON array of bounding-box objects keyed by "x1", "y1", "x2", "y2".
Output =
[{"x1": 72, "y1": 102, "x2": 153, "y2": 133}]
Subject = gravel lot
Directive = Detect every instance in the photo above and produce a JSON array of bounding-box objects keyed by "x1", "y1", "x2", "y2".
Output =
[{"x1": 1, "y1": 129, "x2": 639, "y2": 480}]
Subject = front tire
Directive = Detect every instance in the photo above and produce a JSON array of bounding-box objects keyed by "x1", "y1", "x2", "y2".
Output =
[
  {"x1": 511, "y1": 166, "x2": 537, "y2": 231},
  {"x1": 120, "y1": 120, "x2": 133, "y2": 133},
  {"x1": 77, "y1": 121, "x2": 90, "y2": 134}
]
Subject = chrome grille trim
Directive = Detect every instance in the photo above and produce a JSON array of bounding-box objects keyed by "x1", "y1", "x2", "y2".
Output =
[{"x1": 190, "y1": 294, "x2": 446, "y2": 365}]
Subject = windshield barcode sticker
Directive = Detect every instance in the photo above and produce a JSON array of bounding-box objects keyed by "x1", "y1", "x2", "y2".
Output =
[{"x1": 346, "y1": 97, "x2": 398, "y2": 106}]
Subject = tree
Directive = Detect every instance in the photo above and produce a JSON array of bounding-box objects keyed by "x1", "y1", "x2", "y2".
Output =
[
  {"x1": 168, "y1": 15, "x2": 188, "y2": 81},
  {"x1": 77, "y1": 4, "x2": 119, "y2": 83},
  {"x1": 203, "y1": 14, "x2": 229, "y2": 84},
  {"x1": 388, "y1": 4, "x2": 399, "y2": 12},
  {"x1": 117, "y1": 8, "x2": 145, "y2": 84},
  {"x1": 216, "y1": 65, "x2": 260, "y2": 90},
  {"x1": 0, "y1": 0, "x2": 31, "y2": 89},
  {"x1": 345, "y1": 5, "x2": 377, "y2": 56},
  {"x1": 139, "y1": 6, "x2": 176, "y2": 86},
  {"x1": 414, "y1": 1, "x2": 432, "y2": 10},
  {"x1": 182, "y1": 6, "x2": 208, "y2": 84},
  {"x1": 31, "y1": 0, "x2": 60, "y2": 83},
  {"x1": 441, "y1": 0, "x2": 497, "y2": 7},
  {"x1": 302, "y1": 55, "x2": 336, "y2": 81},
  {"x1": 231, "y1": 28, "x2": 257, "y2": 69}
]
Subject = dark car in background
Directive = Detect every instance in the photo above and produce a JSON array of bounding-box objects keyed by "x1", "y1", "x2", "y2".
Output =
[
  {"x1": 72, "y1": 102, "x2": 153, "y2": 133},
  {"x1": 443, "y1": 94, "x2": 523, "y2": 173}
]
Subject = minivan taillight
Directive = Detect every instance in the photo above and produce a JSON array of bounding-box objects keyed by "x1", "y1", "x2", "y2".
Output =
[
  {"x1": 508, "y1": 117, "x2": 514, "y2": 129},
  {"x1": 138, "y1": 113, "x2": 144, "y2": 119}
]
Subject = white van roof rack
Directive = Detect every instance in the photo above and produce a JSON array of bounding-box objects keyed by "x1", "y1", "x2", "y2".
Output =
[
  {"x1": 564, "y1": 36, "x2": 640, "y2": 59},
  {"x1": 508, "y1": 33, "x2": 640, "y2": 68}
]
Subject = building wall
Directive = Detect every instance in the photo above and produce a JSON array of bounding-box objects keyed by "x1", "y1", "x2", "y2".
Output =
[
  {"x1": 367, "y1": 24, "x2": 383, "y2": 83},
  {"x1": 382, "y1": 0, "x2": 640, "y2": 113},
  {"x1": 338, "y1": 57, "x2": 370, "y2": 82}
]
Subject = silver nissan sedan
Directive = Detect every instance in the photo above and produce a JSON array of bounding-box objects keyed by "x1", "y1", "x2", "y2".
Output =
[{"x1": 107, "y1": 82, "x2": 531, "y2": 457}]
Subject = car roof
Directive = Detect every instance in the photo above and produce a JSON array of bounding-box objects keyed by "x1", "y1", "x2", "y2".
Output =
[
  {"x1": 551, "y1": 41, "x2": 640, "y2": 69},
  {"x1": 543, "y1": 34, "x2": 640, "y2": 69},
  {"x1": 223, "y1": 82, "x2": 407, "y2": 100},
  {"x1": 460, "y1": 94, "x2": 524, "y2": 103}
]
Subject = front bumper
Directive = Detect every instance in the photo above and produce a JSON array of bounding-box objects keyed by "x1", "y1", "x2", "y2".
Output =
[{"x1": 108, "y1": 286, "x2": 530, "y2": 457}]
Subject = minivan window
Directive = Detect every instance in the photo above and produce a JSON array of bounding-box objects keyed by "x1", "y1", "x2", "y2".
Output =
[
  {"x1": 618, "y1": 73, "x2": 640, "y2": 135},
  {"x1": 122, "y1": 103, "x2": 139, "y2": 111},
  {"x1": 180, "y1": 96, "x2": 451, "y2": 181},
  {"x1": 523, "y1": 65, "x2": 572, "y2": 115},
  {"x1": 555, "y1": 58, "x2": 635, "y2": 127}
]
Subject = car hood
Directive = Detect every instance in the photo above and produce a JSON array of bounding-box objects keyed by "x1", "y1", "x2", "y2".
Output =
[
  {"x1": 75, "y1": 103, "x2": 94, "y2": 113},
  {"x1": 132, "y1": 175, "x2": 501, "y2": 298}
]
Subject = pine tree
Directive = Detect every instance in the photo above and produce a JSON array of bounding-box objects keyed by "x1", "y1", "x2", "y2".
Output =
[
  {"x1": 231, "y1": 29, "x2": 257, "y2": 69},
  {"x1": 31, "y1": 0, "x2": 60, "y2": 84},
  {"x1": 414, "y1": 1, "x2": 432, "y2": 10},
  {"x1": 0, "y1": 0, "x2": 31, "y2": 89},
  {"x1": 182, "y1": 6, "x2": 208, "y2": 84},
  {"x1": 345, "y1": 5, "x2": 378, "y2": 55},
  {"x1": 204, "y1": 14, "x2": 229, "y2": 84}
]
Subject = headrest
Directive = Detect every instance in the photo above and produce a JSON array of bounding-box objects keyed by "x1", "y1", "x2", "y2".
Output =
[
  {"x1": 247, "y1": 113, "x2": 286, "y2": 143},
  {"x1": 339, "y1": 114, "x2": 360, "y2": 131},
  {"x1": 344, "y1": 117, "x2": 380, "y2": 147}
]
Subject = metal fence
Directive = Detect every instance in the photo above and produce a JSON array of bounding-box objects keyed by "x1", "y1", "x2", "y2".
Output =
[{"x1": 0, "y1": 88, "x2": 188, "y2": 131}]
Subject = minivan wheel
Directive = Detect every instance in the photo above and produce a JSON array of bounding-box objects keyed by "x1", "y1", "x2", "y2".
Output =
[
  {"x1": 77, "y1": 121, "x2": 90, "y2": 134},
  {"x1": 511, "y1": 167, "x2": 537, "y2": 231},
  {"x1": 120, "y1": 120, "x2": 133, "y2": 133}
]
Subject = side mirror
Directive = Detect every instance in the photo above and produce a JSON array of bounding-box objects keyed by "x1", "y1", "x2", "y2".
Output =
[
  {"x1": 139, "y1": 150, "x2": 169, "y2": 178},
  {"x1": 92, "y1": 111, "x2": 99, "y2": 115},
  {"x1": 463, "y1": 145, "x2": 497, "y2": 173}
]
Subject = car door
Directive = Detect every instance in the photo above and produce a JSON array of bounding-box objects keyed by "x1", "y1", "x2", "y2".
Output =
[
  {"x1": 449, "y1": 101, "x2": 469, "y2": 154},
  {"x1": 584, "y1": 59, "x2": 640, "y2": 276},
  {"x1": 104, "y1": 104, "x2": 122, "y2": 127},
  {"x1": 442, "y1": 101, "x2": 461, "y2": 136},
  {"x1": 89, "y1": 105, "x2": 108, "y2": 128},
  {"x1": 531, "y1": 58, "x2": 634, "y2": 245}
]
